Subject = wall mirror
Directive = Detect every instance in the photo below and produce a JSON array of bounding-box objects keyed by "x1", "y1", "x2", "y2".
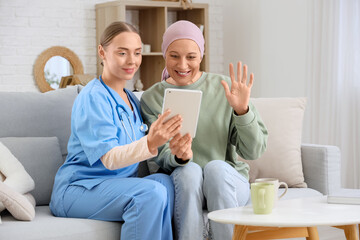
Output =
[
  {"x1": 34, "y1": 46, "x2": 84, "y2": 92},
  {"x1": 44, "y1": 56, "x2": 73, "y2": 89}
]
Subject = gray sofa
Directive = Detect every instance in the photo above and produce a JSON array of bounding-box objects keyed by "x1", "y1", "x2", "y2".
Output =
[{"x1": 0, "y1": 86, "x2": 341, "y2": 240}]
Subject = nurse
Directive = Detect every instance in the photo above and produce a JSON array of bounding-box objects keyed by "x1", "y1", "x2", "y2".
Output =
[{"x1": 50, "y1": 21, "x2": 181, "y2": 240}]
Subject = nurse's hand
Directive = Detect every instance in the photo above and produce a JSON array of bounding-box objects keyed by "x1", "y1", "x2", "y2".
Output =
[
  {"x1": 169, "y1": 133, "x2": 193, "y2": 161},
  {"x1": 221, "y1": 61, "x2": 254, "y2": 115},
  {"x1": 147, "y1": 109, "x2": 182, "y2": 155}
]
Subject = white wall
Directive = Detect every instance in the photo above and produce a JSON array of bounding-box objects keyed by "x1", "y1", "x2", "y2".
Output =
[
  {"x1": 223, "y1": 0, "x2": 309, "y2": 98},
  {"x1": 0, "y1": 0, "x2": 224, "y2": 92},
  {"x1": 0, "y1": 0, "x2": 310, "y2": 97},
  {"x1": 223, "y1": 0, "x2": 315, "y2": 147}
]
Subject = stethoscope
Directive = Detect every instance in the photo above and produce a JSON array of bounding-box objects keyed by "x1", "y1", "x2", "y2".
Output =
[{"x1": 99, "y1": 76, "x2": 148, "y2": 142}]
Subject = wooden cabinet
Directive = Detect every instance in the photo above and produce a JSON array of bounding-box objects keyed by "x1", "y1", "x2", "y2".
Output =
[{"x1": 96, "y1": 0, "x2": 209, "y2": 90}]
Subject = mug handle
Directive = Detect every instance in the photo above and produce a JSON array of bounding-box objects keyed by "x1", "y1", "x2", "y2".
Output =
[{"x1": 278, "y1": 182, "x2": 288, "y2": 199}]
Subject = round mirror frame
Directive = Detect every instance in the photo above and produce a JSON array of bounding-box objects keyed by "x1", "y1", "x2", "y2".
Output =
[{"x1": 34, "y1": 46, "x2": 84, "y2": 92}]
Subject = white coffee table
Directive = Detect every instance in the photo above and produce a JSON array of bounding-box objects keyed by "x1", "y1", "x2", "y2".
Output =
[{"x1": 208, "y1": 196, "x2": 360, "y2": 240}]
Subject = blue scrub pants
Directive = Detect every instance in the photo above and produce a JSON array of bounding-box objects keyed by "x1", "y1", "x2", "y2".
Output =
[
  {"x1": 171, "y1": 160, "x2": 250, "y2": 240},
  {"x1": 62, "y1": 173, "x2": 174, "y2": 240}
]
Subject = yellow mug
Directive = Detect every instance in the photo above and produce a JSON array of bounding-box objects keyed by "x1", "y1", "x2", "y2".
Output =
[{"x1": 251, "y1": 182, "x2": 275, "y2": 214}]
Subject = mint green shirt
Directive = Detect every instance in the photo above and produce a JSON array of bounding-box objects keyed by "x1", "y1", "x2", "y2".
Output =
[{"x1": 140, "y1": 72, "x2": 268, "y2": 179}]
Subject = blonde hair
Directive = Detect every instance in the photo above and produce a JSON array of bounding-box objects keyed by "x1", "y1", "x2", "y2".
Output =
[{"x1": 100, "y1": 21, "x2": 140, "y2": 49}]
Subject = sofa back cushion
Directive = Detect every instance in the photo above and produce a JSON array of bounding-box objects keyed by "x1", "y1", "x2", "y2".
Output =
[
  {"x1": 0, "y1": 86, "x2": 80, "y2": 159},
  {"x1": 240, "y1": 98, "x2": 307, "y2": 188}
]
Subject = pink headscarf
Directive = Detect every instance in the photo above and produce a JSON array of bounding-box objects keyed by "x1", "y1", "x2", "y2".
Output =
[{"x1": 161, "y1": 20, "x2": 205, "y2": 81}]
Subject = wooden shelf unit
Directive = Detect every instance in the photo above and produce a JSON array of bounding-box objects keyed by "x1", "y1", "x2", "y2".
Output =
[{"x1": 96, "y1": 0, "x2": 209, "y2": 90}]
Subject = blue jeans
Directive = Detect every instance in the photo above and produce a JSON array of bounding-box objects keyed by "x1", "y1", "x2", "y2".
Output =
[
  {"x1": 171, "y1": 160, "x2": 250, "y2": 240},
  {"x1": 62, "y1": 173, "x2": 174, "y2": 240}
]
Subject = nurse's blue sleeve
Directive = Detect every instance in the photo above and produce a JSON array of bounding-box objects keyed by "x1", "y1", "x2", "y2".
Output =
[{"x1": 73, "y1": 92, "x2": 119, "y2": 165}]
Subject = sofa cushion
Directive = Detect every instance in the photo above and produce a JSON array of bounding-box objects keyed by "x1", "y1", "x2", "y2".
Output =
[
  {"x1": 0, "y1": 86, "x2": 80, "y2": 159},
  {"x1": 240, "y1": 98, "x2": 307, "y2": 188},
  {"x1": 0, "y1": 137, "x2": 63, "y2": 205},
  {"x1": 0, "y1": 206, "x2": 121, "y2": 240}
]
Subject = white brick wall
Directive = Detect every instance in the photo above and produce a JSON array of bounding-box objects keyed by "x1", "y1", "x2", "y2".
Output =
[{"x1": 0, "y1": 0, "x2": 224, "y2": 92}]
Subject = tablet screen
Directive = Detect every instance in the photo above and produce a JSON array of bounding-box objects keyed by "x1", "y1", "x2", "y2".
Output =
[{"x1": 161, "y1": 88, "x2": 202, "y2": 138}]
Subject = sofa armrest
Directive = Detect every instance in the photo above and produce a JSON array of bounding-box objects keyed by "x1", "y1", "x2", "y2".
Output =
[{"x1": 301, "y1": 144, "x2": 341, "y2": 195}]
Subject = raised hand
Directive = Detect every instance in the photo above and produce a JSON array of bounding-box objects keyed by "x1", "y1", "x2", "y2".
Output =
[
  {"x1": 221, "y1": 61, "x2": 254, "y2": 115},
  {"x1": 147, "y1": 110, "x2": 182, "y2": 154}
]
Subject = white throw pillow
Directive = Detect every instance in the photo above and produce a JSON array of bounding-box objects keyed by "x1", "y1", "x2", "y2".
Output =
[
  {"x1": 0, "y1": 142, "x2": 35, "y2": 196},
  {"x1": 0, "y1": 142, "x2": 35, "y2": 220},
  {"x1": 240, "y1": 98, "x2": 307, "y2": 188}
]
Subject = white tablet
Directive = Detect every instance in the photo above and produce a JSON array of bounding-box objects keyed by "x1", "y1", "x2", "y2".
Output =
[{"x1": 162, "y1": 88, "x2": 202, "y2": 138}]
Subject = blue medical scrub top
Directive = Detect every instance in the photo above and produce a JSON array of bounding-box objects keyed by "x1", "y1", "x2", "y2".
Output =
[{"x1": 50, "y1": 78, "x2": 145, "y2": 216}]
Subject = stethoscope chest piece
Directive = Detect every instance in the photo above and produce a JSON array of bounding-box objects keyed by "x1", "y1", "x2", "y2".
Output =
[{"x1": 140, "y1": 123, "x2": 148, "y2": 133}]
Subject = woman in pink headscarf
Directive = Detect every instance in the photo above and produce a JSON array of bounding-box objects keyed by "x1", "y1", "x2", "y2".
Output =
[{"x1": 141, "y1": 20, "x2": 268, "y2": 240}]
